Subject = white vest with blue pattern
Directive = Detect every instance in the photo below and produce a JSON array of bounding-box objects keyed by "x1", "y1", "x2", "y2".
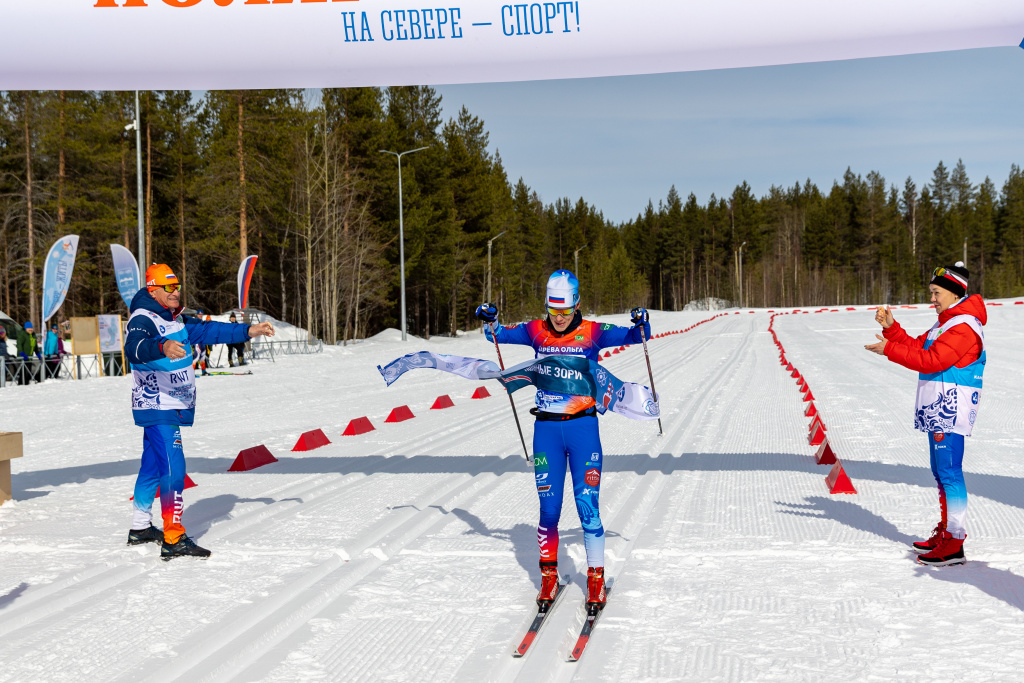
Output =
[
  {"x1": 914, "y1": 314, "x2": 985, "y2": 436},
  {"x1": 128, "y1": 309, "x2": 196, "y2": 414}
]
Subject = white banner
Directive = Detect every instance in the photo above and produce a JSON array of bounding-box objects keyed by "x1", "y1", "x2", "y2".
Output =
[{"x1": 0, "y1": 1, "x2": 1021, "y2": 90}]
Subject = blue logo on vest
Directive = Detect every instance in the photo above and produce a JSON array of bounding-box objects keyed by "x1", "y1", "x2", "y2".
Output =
[{"x1": 971, "y1": 391, "x2": 979, "y2": 405}]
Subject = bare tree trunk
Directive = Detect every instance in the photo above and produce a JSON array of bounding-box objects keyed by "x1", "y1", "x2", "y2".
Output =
[
  {"x1": 238, "y1": 94, "x2": 248, "y2": 260},
  {"x1": 178, "y1": 147, "x2": 187, "y2": 305},
  {"x1": 24, "y1": 94, "x2": 38, "y2": 326},
  {"x1": 58, "y1": 91, "x2": 66, "y2": 225},
  {"x1": 304, "y1": 138, "x2": 314, "y2": 342},
  {"x1": 121, "y1": 131, "x2": 130, "y2": 248}
]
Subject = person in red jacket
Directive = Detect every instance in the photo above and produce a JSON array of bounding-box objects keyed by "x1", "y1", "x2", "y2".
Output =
[{"x1": 865, "y1": 262, "x2": 986, "y2": 567}]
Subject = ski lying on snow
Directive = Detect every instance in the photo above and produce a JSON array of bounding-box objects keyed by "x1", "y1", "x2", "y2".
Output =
[
  {"x1": 204, "y1": 371, "x2": 253, "y2": 376},
  {"x1": 568, "y1": 587, "x2": 611, "y2": 662},
  {"x1": 512, "y1": 580, "x2": 570, "y2": 657}
]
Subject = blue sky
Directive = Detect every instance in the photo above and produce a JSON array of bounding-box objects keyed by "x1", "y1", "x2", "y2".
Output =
[{"x1": 433, "y1": 46, "x2": 1024, "y2": 224}]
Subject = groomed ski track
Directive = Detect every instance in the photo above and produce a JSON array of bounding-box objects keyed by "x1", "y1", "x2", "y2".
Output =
[{"x1": 2, "y1": 305, "x2": 1024, "y2": 681}]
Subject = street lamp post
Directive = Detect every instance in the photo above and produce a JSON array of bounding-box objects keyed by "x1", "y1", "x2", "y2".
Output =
[
  {"x1": 738, "y1": 241, "x2": 747, "y2": 308},
  {"x1": 483, "y1": 230, "x2": 506, "y2": 334},
  {"x1": 380, "y1": 146, "x2": 428, "y2": 341},
  {"x1": 486, "y1": 230, "x2": 506, "y2": 304},
  {"x1": 573, "y1": 244, "x2": 588, "y2": 278},
  {"x1": 124, "y1": 91, "x2": 145, "y2": 272}
]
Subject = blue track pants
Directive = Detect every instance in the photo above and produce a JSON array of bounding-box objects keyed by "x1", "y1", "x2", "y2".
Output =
[
  {"x1": 532, "y1": 415, "x2": 605, "y2": 568},
  {"x1": 929, "y1": 431, "x2": 967, "y2": 539},
  {"x1": 132, "y1": 424, "x2": 187, "y2": 543}
]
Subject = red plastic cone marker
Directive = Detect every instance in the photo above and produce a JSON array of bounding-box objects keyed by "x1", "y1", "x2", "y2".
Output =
[
  {"x1": 385, "y1": 405, "x2": 415, "y2": 423},
  {"x1": 825, "y1": 461, "x2": 857, "y2": 494},
  {"x1": 292, "y1": 428, "x2": 331, "y2": 452},
  {"x1": 471, "y1": 386, "x2": 491, "y2": 399},
  {"x1": 814, "y1": 440, "x2": 838, "y2": 465},
  {"x1": 431, "y1": 395, "x2": 455, "y2": 410},
  {"x1": 130, "y1": 474, "x2": 196, "y2": 501},
  {"x1": 809, "y1": 421, "x2": 827, "y2": 446},
  {"x1": 790, "y1": 368, "x2": 799, "y2": 378},
  {"x1": 805, "y1": 402, "x2": 817, "y2": 418},
  {"x1": 603, "y1": 351, "x2": 611, "y2": 358},
  {"x1": 228, "y1": 445, "x2": 278, "y2": 472},
  {"x1": 803, "y1": 390, "x2": 815, "y2": 402},
  {"x1": 612, "y1": 348, "x2": 620, "y2": 355},
  {"x1": 342, "y1": 416, "x2": 375, "y2": 436},
  {"x1": 808, "y1": 414, "x2": 827, "y2": 434},
  {"x1": 798, "y1": 379, "x2": 808, "y2": 392}
]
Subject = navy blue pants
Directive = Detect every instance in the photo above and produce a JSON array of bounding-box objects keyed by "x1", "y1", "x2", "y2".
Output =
[{"x1": 532, "y1": 415, "x2": 604, "y2": 568}]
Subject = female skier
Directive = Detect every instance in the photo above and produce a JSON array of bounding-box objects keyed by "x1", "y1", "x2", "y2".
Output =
[
  {"x1": 476, "y1": 269, "x2": 652, "y2": 608},
  {"x1": 865, "y1": 261, "x2": 986, "y2": 566}
]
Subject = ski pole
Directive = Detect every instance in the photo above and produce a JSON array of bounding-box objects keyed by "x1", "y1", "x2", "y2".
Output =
[
  {"x1": 489, "y1": 320, "x2": 532, "y2": 464},
  {"x1": 638, "y1": 324, "x2": 664, "y2": 436}
]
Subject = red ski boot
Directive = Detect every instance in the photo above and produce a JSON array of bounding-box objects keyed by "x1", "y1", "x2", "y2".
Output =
[
  {"x1": 587, "y1": 567, "x2": 606, "y2": 609},
  {"x1": 537, "y1": 562, "x2": 560, "y2": 606},
  {"x1": 917, "y1": 531, "x2": 966, "y2": 567},
  {"x1": 912, "y1": 523, "x2": 945, "y2": 554}
]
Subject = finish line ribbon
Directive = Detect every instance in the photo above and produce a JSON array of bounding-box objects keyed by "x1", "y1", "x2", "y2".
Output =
[{"x1": 377, "y1": 351, "x2": 660, "y2": 421}]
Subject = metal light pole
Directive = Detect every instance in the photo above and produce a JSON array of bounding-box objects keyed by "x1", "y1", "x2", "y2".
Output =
[
  {"x1": 125, "y1": 91, "x2": 145, "y2": 272},
  {"x1": 573, "y1": 244, "x2": 588, "y2": 278},
  {"x1": 486, "y1": 230, "x2": 506, "y2": 303},
  {"x1": 380, "y1": 146, "x2": 428, "y2": 341},
  {"x1": 738, "y1": 241, "x2": 747, "y2": 308},
  {"x1": 483, "y1": 231, "x2": 506, "y2": 334}
]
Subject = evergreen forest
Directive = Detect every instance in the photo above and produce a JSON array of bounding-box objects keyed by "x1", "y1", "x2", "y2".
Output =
[{"x1": 1, "y1": 87, "x2": 1022, "y2": 343}]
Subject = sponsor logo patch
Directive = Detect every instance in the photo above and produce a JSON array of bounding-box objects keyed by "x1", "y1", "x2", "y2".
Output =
[
  {"x1": 933, "y1": 431, "x2": 945, "y2": 443},
  {"x1": 533, "y1": 454, "x2": 549, "y2": 472},
  {"x1": 971, "y1": 391, "x2": 979, "y2": 405},
  {"x1": 585, "y1": 468, "x2": 600, "y2": 487},
  {"x1": 538, "y1": 485, "x2": 551, "y2": 492}
]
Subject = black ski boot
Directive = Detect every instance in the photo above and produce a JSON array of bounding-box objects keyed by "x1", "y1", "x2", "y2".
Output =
[
  {"x1": 127, "y1": 525, "x2": 163, "y2": 546},
  {"x1": 161, "y1": 535, "x2": 212, "y2": 561}
]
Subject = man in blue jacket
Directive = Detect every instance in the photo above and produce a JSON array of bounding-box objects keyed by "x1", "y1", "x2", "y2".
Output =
[{"x1": 125, "y1": 264, "x2": 275, "y2": 560}]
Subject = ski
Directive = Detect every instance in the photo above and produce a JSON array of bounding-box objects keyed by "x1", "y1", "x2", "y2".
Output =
[
  {"x1": 568, "y1": 587, "x2": 611, "y2": 662},
  {"x1": 204, "y1": 371, "x2": 253, "y2": 376},
  {"x1": 512, "y1": 579, "x2": 569, "y2": 657}
]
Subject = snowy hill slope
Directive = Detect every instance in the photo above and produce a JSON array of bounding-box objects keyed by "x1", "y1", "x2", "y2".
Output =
[{"x1": 1, "y1": 303, "x2": 1023, "y2": 681}]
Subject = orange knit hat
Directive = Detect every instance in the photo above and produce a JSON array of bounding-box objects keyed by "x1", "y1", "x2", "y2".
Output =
[{"x1": 146, "y1": 263, "x2": 179, "y2": 290}]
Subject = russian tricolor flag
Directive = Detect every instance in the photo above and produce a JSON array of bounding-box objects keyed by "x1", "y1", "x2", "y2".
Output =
[{"x1": 237, "y1": 255, "x2": 258, "y2": 310}]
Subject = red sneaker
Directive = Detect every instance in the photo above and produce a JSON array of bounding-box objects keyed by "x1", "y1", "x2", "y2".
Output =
[
  {"x1": 912, "y1": 523, "x2": 945, "y2": 554},
  {"x1": 587, "y1": 567, "x2": 606, "y2": 608},
  {"x1": 537, "y1": 563, "x2": 560, "y2": 605},
  {"x1": 917, "y1": 531, "x2": 966, "y2": 567}
]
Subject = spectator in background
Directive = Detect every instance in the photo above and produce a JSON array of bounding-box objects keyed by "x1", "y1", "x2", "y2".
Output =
[
  {"x1": 43, "y1": 321, "x2": 66, "y2": 379},
  {"x1": 193, "y1": 309, "x2": 211, "y2": 376},
  {"x1": 16, "y1": 321, "x2": 41, "y2": 385},
  {"x1": 227, "y1": 312, "x2": 247, "y2": 367},
  {"x1": 0, "y1": 326, "x2": 10, "y2": 383}
]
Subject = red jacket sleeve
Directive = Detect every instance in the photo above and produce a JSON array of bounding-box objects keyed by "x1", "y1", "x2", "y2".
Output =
[{"x1": 883, "y1": 323, "x2": 978, "y2": 374}]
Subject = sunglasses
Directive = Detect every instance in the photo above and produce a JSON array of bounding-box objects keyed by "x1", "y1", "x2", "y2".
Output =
[
  {"x1": 932, "y1": 267, "x2": 947, "y2": 278},
  {"x1": 547, "y1": 307, "x2": 574, "y2": 317},
  {"x1": 153, "y1": 284, "x2": 180, "y2": 293}
]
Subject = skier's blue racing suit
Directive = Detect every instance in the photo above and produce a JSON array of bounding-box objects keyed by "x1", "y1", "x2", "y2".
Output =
[{"x1": 486, "y1": 312, "x2": 651, "y2": 569}]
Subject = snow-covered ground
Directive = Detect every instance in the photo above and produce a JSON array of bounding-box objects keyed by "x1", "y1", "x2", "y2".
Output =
[{"x1": 1, "y1": 301, "x2": 1023, "y2": 682}]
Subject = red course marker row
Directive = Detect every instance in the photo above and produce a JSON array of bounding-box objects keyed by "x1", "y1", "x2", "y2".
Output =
[
  {"x1": 601, "y1": 312, "x2": 728, "y2": 359},
  {"x1": 769, "y1": 311, "x2": 856, "y2": 494}
]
